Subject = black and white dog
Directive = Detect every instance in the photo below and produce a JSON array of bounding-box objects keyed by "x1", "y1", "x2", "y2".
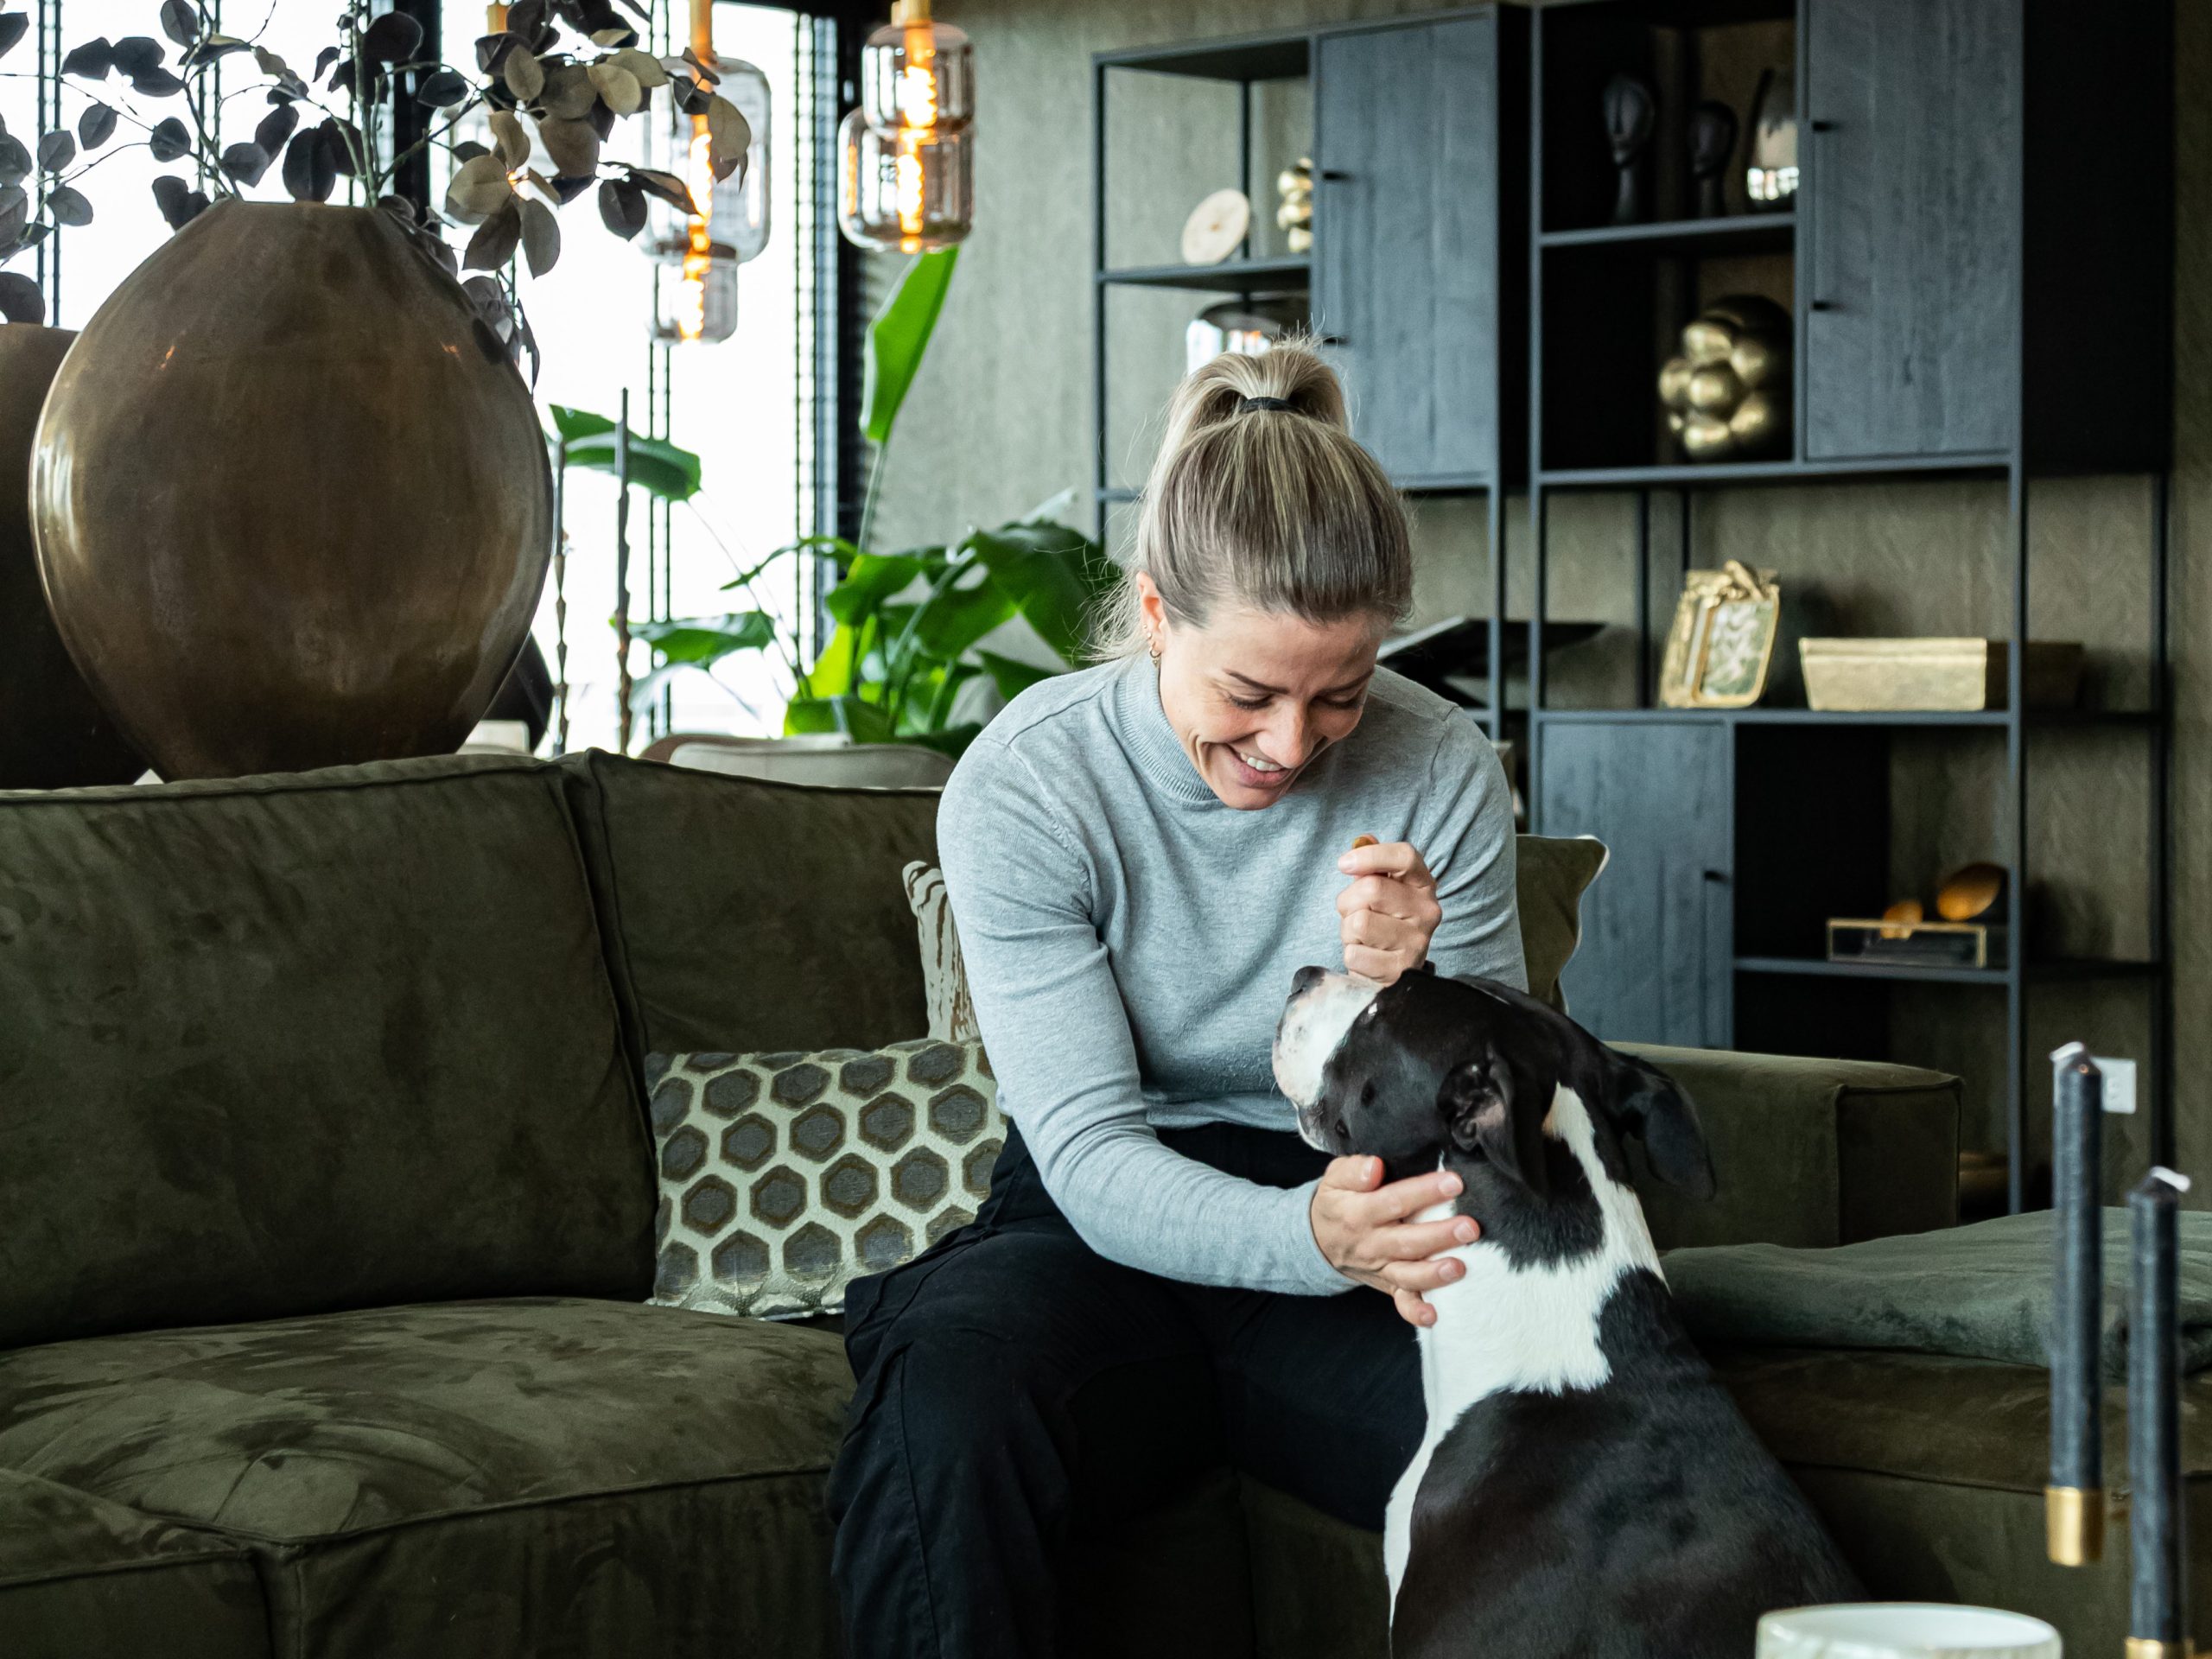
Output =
[{"x1": 1272, "y1": 967, "x2": 1859, "y2": 1659}]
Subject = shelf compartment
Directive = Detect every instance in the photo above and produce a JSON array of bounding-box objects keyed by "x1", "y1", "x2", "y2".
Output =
[
  {"x1": 1735, "y1": 957, "x2": 2165, "y2": 986},
  {"x1": 1530, "y1": 707, "x2": 2164, "y2": 729},
  {"x1": 1098, "y1": 34, "x2": 1310, "y2": 83},
  {"x1": 1541, "y1": 213, "x2": 1795, "y2": 257},
  {"x1": 1096, "y1": 257, "x2": 1310, "y2": 294},
  {"x1": 1536, "y1": 454, "x2": 2012, "y2": 490}
]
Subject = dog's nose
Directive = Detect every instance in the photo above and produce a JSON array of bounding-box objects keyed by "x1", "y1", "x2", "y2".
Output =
[{"x1": 1291, "y1": 965, "x2": 1326, "y2": 996}]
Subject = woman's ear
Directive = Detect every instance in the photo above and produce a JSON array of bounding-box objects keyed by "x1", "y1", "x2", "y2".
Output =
[{"x1": 1135, "y1": 572, "x2": 1169, "y2": 648}]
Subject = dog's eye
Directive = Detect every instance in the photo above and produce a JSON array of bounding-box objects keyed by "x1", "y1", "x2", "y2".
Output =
[{"x1": 1359, "y1": 1081, "x2": 1376, "y2": 1108}]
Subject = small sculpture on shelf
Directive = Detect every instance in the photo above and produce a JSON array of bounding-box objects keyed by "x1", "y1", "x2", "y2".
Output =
[
  {"x1": 1659, "y1": 294, "x2": 1791, "y2": 462},
  {"x1": 1688, "y1": 99, "x2": 1738, "y2": 218},
  {"x1": 1276, "y1": 158, "x2": 1313, "y2": 254},
  {"x1": 1602, "y1": 73, "x2": 1656, "y2": 225}
]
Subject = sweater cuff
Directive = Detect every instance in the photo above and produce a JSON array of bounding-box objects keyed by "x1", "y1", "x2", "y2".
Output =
[{"x1": 1281, "y1": 1179, "x2": 1355, "y2": 1296}]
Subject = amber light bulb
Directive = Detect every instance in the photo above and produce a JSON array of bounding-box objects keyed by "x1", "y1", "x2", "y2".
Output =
[{"x1": 841, "y1": 0, "x2": 975, "y2": 252}]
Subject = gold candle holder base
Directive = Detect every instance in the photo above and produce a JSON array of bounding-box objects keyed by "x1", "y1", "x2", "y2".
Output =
[
  {"x1": 2045, "y1": 1484, "x2": 2105, "y2": 1565},
  {"x1": 2124, "y1": 1640, "x2": 2193, "y2": 1658}
]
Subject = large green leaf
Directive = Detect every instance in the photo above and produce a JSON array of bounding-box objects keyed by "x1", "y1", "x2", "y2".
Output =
[
  {"x1": 804, "y1": 620, "x2": 861, "y2": 699},
  {"x1": 965, "y1": 522, "x2": 1107, "y2": 664},
  {"x1": 548, "y1": 404, "x2": 614, "y2": 442},
  {"x1": 908, "y1": 561, "x2": 1015, "y2": 663},
  {"x1": 635, "y1": 611, "x2": 779, "y2": 666},
  {"x1": 784, "y1": 694, "x2": 894, "y2": 744},
  {"x1": 861, "y1": 246, "x2": 958, "y2": 445},
  {"x1": 550, "y1": 405, "x2": 704, "y2": 502},
  {"x1": 975, "y1": 649, "x2": 1058, "y2": 702},
  {"x1": 826, "y1": 551, "x2": 938, "y2": 626}
]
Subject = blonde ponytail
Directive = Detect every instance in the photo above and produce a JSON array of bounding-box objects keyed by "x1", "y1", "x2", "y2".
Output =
[{"x1": 1093, "y1": 340, "x2": 1411, "y2": 658}]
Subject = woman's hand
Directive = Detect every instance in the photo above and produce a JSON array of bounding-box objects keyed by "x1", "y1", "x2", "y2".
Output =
[
  {"x1": 1337, "y1": 839, "x2": 1442, "y2": 984},
  {"x1": 1310, "y1": 1155, "x2": 1480, "y2": 1326}
]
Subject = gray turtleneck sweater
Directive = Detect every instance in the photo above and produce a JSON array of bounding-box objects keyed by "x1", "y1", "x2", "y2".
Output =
[{"x1": 935, "y1": 650, "x2": 1524, "y2": 1296}]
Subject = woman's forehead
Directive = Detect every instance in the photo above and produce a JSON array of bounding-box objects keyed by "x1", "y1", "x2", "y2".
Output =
[{"x1": 1181, "y1": 603, "x2": 1386, "y2": 684}]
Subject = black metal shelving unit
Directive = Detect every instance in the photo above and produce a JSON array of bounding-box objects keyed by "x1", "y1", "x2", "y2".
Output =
[{"x1": 1522, "y1": 0, "x2": 2175, "y2": 1208}]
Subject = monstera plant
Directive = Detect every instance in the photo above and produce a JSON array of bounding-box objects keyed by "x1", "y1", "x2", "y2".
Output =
[
  {"x1": 608, "y1": 248, "x2": 1117, "y2": 755},
  {"x1": 0, "y1": 0, "x2": 748, "y2": 365}
]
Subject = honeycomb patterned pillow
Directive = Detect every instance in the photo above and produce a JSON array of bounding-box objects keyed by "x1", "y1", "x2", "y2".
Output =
[{"x1": 644, "y1": 1039, "x2": 1000, "y2": 1319}]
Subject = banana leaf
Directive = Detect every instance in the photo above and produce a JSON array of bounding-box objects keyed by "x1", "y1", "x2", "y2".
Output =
[
  {"x1": 976, "y1": 648, "x2": 1058, "y2": 702},
  {"x1": 634, "y1": 610, "x2": 778, "y2": 665},
  {"x1": 785, "y1": 694, "x2": 895, "y2": 744},
  {"x1": 826, "y1": 551, "x2": 939, "y2": 625},
  {"x1": 549, "y1": 404, "x2": 703, "y2": 501},
  {"x1": 963, "y1": 523, "x2": 1109, "y2": 664},
  {"x1": 861, "y1": 246, "x2": 959, "y2": 445}
]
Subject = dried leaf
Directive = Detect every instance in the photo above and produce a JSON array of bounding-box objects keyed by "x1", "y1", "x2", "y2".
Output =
[
  {"x1": 609, "y1": 48, "x2": 666, "y2": 89},
  {"x1": 520, "y1": 196, "x2": 559, "y2": 276},
  {"x1": 35, "y1": 130, "x2": 74, "y2": 173},
  {"x1": 157, "y1": 0, "x2": 195, "y2": 48},
  {"x1": 586, "y1": 99, "x2": 616, "y2": 141},
  {"x1": 597, "y1": 175, "x2": 645, "y2": 239},
  {"x1": 361, "y1": 10, "x2": 423, "y2": 64},
  {"x1": 60, "y1": 37, "x2": 114, "y2": 79},
  {"x1": 0, "y1": 12, "x2": 29, "y2": 60},
  {"x1": 537, "y1": 118, "x2": 599, "y2": 178},
  {"x1": 418, "y1": 68, "x2": 468, "y2": 108},
  {"x1": 150, "y1": 173, "x2": 190, "y2": 226},
  {"x1": 590, "y1": 28, "x2": 629, "y2": 47},
  {"x1": 680, "y1": 47, "x2": 720, "y2": 86},
  {"x1": 0, "y1": 270, "x2": 44, "y2": 324},
  {"x1": 548, "y1": 174, "x2": 594, "y2": 205},
  {"x1": 77, "y1": 103, "x2": 118, "y2": 150},
  {"x1": 444, "y1": 152, "x2": 512, "y2": 226},
  {"x1": 147, "y1": 117, "x2": 190, "y2": 162},
  {"x1": 319, "y1": 118, "x2": 363, "y2": 179},
  {"x1": 474, "y1": 32, "x2": 518, "y2": 74},
  {"x1": 219, "y1": 140, "x2": 269, "y2": 186},
  {"x1": 253, "y1": 103, "x2": 298, "y2": 157},
  {"x1": 314, "y1": 45, "x2": 339, "y2": 78},
  {"x1": 587, "y1": 61, "x2": 642, "y2": 116},
  {"x1": 0, "y1": 182, "x2": 25, "y2": 245},
  {"x1": 505, "y1": 0, "x2": 549, "y2": 43},
  {"x1": 131, "y1": 67, "x2": 187, "y2": 99},
  {"x1": 465, "y1": 198, "x2": 522, "y2": 270},
  {"x1": 628, "y1": 166, "x2": 697, "y2": 217},
  {"x1": 704, "y1": 93, "x2": 748, "y2": 182},
  {"x1": 675, "y1": 75, "x2": 713, "y2": 118},
  {"x1": 452, "y1": 140, "x2": 489, "y2": 164},
  {"x1": 47, "y1": 185, "x2": 92, "y2": 226},
  {"x1": 540, "y1": 63, "x2": 596, "y2": 120},
  {"x1": 251, "y1": 45, "x2": 300, "y2": 89},
  {"x1": 378, "y1": 193, "x2": 420, "y2": 226},
  {"x1": 488, "y1": 111, "x2": 530, "y2": 172},
  {"x1": 281, "y1": 124, "x2": 334, "y2": 202},
  {"x1": 181, "y1": 33, "x2": 246, "y2": 67},
  {"x1": 503, "y1": 48, "x2": 545, "y2": 103},
  {"x1": 415, "y1": 225, "x2": 459, "y2": 277},
  {"x1": 0, "y1": 132, "x2": 30, "y2": 186}
]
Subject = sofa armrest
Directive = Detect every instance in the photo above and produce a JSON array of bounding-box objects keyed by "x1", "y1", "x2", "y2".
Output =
[{"x1": 1616, "y1": 1045, "x2": 1961, "y2": 1252}]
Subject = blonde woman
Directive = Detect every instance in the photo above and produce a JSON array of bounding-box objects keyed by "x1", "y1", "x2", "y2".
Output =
[{"x1": 828, "y1": 344, "x2": 1525, "y2": 1657}]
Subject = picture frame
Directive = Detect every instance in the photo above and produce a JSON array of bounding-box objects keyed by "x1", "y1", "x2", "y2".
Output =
[{"x1": 1658, "y1": 563, "x2": 1782, "y2": 709}]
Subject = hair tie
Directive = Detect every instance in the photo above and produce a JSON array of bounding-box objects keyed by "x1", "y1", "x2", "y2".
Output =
[{"x1": 1238, "y1": 396, "x2": 1295, "y2": 413}]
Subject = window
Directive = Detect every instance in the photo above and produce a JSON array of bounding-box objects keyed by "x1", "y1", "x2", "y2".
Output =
[{"x1": 8, "y1": 0, "x2": 842, "y2": 757}]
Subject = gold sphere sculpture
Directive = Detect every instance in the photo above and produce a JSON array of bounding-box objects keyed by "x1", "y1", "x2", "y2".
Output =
[{"x1": 1660, "y1": 294, "x2": 1791, "y2": 462}]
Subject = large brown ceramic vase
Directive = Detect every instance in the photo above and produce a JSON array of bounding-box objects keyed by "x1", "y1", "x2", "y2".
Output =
[
  {"x1": 0, "y1": 323, "x2": 145, "y2": 788},
  {"x1": 30, "y1": 200, "x2": 553, "y2": 779}
]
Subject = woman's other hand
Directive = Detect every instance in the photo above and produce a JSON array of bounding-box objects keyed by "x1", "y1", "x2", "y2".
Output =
[
  {"x1": 1337, "y1": 839, "x2": 1441, "y2": 984},
  {"x1": 1309, "y1": 1155, "x2": 1479, "y2": 1326}
]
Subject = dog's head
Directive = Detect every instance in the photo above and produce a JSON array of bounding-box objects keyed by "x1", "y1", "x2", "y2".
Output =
[{"x1": 1272, "y1": 969, "x2": 1714, "y2": 1231}]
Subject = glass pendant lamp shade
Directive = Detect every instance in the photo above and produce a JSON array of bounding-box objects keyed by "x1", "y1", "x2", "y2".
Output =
[
  {"x1": 839, "y1": 0, "x2": 975, "y2": 251},
  {"x1": 648, "y1": 0, "x2": 769, "y2": 345}
]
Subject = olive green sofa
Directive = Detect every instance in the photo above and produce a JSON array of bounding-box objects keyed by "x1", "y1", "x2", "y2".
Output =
[{"x1": 0, "y1": 750, "x2": 2120, "y2": 1659}]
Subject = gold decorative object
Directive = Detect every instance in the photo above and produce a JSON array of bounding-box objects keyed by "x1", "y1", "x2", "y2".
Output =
[
  {"x1": 1879, "y1": 899, "x2": 1924, "y2": 939},
  {"x1": 1937, "y1": 862, "x2": 2007, "y2": 923},
  {"x1": 1658, "y1": 562, "x2": 1781, "y2": 709},
  {"x1": 1660, "y1": 294, "x2": 1791, "y2": 462},
  {"x1": 1799, "y1": 639, "x2": 2084, "y2": 712},
  {"x1": 1276, "y1": 158, "x2": 1313, "y2": 254},
  {"x1": 1181, "y1": 188, "x2": 1251, "y2": 266},
  {"x1": 30, "y1": 201, "x2": 553, "y2": 780}
]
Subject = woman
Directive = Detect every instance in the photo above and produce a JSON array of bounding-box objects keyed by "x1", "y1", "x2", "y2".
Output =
[{"x1": 827, "y1": 343, "x2": 1525, "y2": 1657}]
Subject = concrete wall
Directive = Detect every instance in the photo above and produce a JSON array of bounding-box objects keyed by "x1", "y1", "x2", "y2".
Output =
[{"x1": 864, "y1": 0, "x2": 2203, "y2": 1193}]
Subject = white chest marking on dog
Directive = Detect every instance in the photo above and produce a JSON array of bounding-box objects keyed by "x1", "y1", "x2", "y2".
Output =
[
  {"x1": 1382, "y1": 1083, "x2": 1665, "y2": 1619},
  {"x1": 1270, "y1": 975, "x2": 1382, "y2": 1114}
]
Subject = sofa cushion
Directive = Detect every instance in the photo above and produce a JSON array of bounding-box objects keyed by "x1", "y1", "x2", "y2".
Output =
[
  {"x1": 559, "y1": 751, "x2": 942, "y2": 1065},
  {"x1": 0, "y1": 758, "x2": 652, "y2": 1351},
  {"x1": 0, "y1": 1467, "x2": 270, "y2": 1659},
  {"x1": 646, "y1": 1039, "x2": 1001, "y2": 1319},
  {"x1": 1514, "y1": 832, "x2": 1607, "y2": 1011},
  {"x1": 0, "y1": 1297, "x2": 850, "y2": 1659}
]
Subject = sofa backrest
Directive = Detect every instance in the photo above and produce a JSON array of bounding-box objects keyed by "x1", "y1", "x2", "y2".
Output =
[
  {"x1": 558, "y1": 751, "x2": 942, "y2": 1066},
  {"x1": 0, "y1": 759, "x2": 654, "y2": 1351}
]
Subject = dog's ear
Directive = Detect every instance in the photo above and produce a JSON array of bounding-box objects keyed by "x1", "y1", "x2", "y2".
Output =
[
  {"x1": 1605, "y1": 1051, "x2": 1716, "y2": 1199},
  {"x1": 1440, "y1": 1046, "x2": 1550, "y2": 1198}
]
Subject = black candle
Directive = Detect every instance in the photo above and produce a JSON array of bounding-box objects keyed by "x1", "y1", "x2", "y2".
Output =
[
  {"x1": 2129, "y1": 1166, "x2": 2190, "y2": 1656},
  {"x1": 2046, "y1": 1045, "x2": 2103, "y2": 1566}
]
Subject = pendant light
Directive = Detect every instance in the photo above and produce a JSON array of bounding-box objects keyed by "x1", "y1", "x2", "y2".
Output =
[
  {"x1": 650, "y1": 0, "x2": 772, "y2": 345},
  {"x1": 837, "y1": 0, "x2": 974, "y2": 252}
]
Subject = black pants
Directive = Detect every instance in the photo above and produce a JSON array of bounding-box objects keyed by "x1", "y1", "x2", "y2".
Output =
[{"x1": 826, "y1": 1122, "x2": 1423, "y2": 1659}]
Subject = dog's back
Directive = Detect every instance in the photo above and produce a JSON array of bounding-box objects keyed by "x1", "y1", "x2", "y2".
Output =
[{"x1": 1391, "y1": 1269, "x2": 1860, "y2": 1659}]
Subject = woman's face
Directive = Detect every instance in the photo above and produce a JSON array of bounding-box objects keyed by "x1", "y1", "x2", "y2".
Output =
[{"x1": 1140, "y1": 574, "x2": 1388, "y2": 811}]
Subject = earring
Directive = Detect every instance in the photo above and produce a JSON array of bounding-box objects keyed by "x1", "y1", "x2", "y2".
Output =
[{"x1": 1148, "y1": 636, "x2": 1161, "y2": 664}]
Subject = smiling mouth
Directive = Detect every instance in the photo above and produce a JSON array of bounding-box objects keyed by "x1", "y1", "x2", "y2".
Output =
[{"x1": 1227, "y1": 747, "x2": 1295, "y2": 788}]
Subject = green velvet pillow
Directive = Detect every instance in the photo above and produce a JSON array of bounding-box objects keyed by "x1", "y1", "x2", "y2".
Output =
[
  {"x1": 645, "y1": 1039, "x2": 1001, "y2": 1319},
  {"x1": 1515, "y1": 832, "x2": 1608, "y2": 1012}
]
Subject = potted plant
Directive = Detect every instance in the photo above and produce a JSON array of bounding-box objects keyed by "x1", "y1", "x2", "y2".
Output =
[{"x1": 0, "y1": 0, "x2": 750, "y2": 779}]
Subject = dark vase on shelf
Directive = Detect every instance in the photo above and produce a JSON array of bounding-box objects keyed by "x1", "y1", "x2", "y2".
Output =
[
  {"x1": 1602, "y1": 73, "x2": 1656, "y2": 225},
  {"x1": 1689, "y1": 99, "x2": 1738, "y2": 219},
  {"x1": 29, "y1": 200, "x2": 553, "y2": 780}
]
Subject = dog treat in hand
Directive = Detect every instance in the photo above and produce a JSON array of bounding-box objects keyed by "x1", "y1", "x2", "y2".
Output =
[{"x1": 1349, "y1": 835, "x2": 1379, "y2": 851}]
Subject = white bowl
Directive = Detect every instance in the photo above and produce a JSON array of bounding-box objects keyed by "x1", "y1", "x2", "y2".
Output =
[{"x1": 1757, "y1": 1604, "x2": 2061, "y2": 1659}]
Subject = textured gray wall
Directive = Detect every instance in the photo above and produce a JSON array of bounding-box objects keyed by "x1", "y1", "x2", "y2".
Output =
[{"x1": 866, "y1": 0, "x2": 2200, "y2": 1191}]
